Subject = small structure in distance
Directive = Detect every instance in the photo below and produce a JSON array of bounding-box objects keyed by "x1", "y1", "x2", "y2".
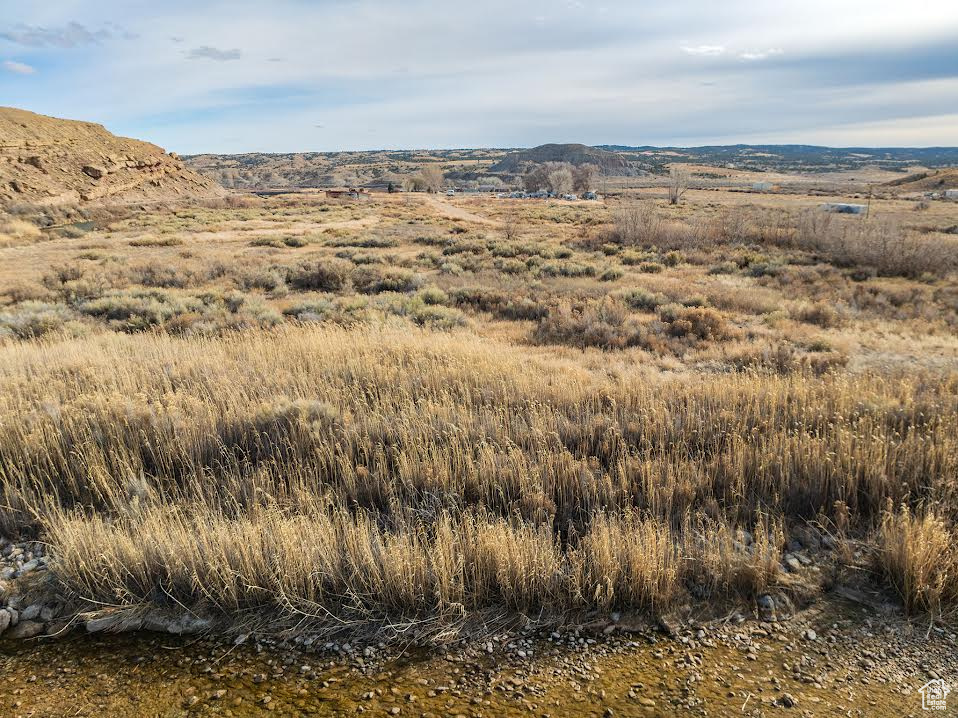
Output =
[{"x1": 821, "y1": 202, "x2": 867, "y2": 214}]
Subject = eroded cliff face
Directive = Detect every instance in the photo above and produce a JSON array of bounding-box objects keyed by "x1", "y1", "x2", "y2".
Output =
[{"x1": 0, "y1": 107, "x2": 225, "y2": 207}]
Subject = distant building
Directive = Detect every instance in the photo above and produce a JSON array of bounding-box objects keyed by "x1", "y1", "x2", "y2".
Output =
[
  {"x1": 945, "y1": 189, "x2": 958, "y2": 199},
  {"x1": 822, "y1": 202, "x2": 867, "y2": 215}
]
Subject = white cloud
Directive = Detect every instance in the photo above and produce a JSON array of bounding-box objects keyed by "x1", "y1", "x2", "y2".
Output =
[
  {"x1": 0, "y1": 1, "x2": 956, "y2": 150},
  {"x1": 1, "y1": 22, "x2": 111, "y2": 48},
  {"x1": 2, "y1": 60, "x2": 36, "y2": 75},
  {"x1": 681, "y1": 45, "x2": 726, "y2": 57},
  {"x1": 187, "y1": 46, "x2": 242, "y2": 61},
  {"x1": 739, "y1": 48, "x2": 784, "y2": 61}
]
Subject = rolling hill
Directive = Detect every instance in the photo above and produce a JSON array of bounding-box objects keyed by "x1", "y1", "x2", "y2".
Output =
[{"x1": 0, "y1": 107, "x2": 224, "y2": 207}]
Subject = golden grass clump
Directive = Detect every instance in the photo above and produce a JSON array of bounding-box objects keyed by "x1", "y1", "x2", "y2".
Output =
[
  {"x1": 0, "y1": 324, "x2": 955, "y2": 633},
  {"x1": 875, "y1": 507, "x2": 958, "y2": 619}
]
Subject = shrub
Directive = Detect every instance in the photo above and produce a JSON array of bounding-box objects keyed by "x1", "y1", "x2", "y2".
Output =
[
  {"x1": 287, "y1": 259, "x2": 352, "y2": 292},
  {"x1": 0, "y1": 218, "x2": 42, "y2": 247},
  {"x1": 660, "y1": 305, "x2": 729, "y2": 340},
  {"x1": 352, "y1": 267, "x2": 422, "y2": 294},
  {"x1": 325, "y1": 235, "x2": 399, "y2": 248},
  {"x1": 418, "y1": 286, "x2": 449, "y2": 306},
  {"x1": 610, "y1": 200, "x2": 660, "y2": 245},
  {"x1": 533, "y1": 298, "x2": 649, "y2": 350},
  {"x1": 621, "y1": 289, "x2": 665, "y2": 312},
  {"x1": 539, "y1": 260, "x2": 596, "y2": 278},
  {"x1": 129, "y1": 237, "x2": 183, "y2": 247},
  {"x1": 796, "y1": 301, "x2": 844, "y2": 328},
  {"x1": 708, "y1": 261, "x2": 738, "y2": 275},
  {"x1": 494, "y1": 258, "x2": 528, "y2": 275},
  {"x1": 390, "y1": 297, "x2": 468, "y2": 330},
  {"x1": 599, "y1": 267, "x2": 624, "y2": 282},
  {"x1": 450, "y1": 287, "x2": 547, "y2": 321},
  {"x1": 239, "y1": 267, "x2": 287, "y2": 293},
  {"x1": 284, "y1": 297, "x2": 371, "y2": 326},
  {"x1": 639, "y1": 262, "x2": 663, "y2": 274},
  {"x1": 726, "y1": 342, "x2": 848, "y2": 375},
  {"x1": 794, "y1": 211, "x2": 956, "y2": 279},
  {"x1": 80, "y1": 289, "x2": 203, "y2": 332},
  {"x1": 0, "y1": 302, "x2": 84, "y2": 340}
]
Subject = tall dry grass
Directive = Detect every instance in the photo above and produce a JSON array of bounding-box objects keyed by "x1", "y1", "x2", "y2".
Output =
[{"x1": 0, "y1": 325, "x2": 956, "y2": 630}]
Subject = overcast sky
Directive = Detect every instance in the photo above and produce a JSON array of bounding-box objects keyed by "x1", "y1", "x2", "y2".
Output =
[{"x1": 2, "y1": 1, "x2": 957, "y2": 153}]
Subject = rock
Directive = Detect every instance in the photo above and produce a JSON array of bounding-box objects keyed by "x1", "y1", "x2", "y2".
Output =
[
  {"x1": 757, "y1": 594, "x2": 776, "y2": 621},
  {"x1": 804, "y1": 629, "x2": 817, "y2": 641},
  {"x1": 82, "y1": 165, "x2": 106, "y2": 180},
  {"x1": 777, "y1": 693, "x2": 797, "y2": 708},
  {"x1": 0, "y1": 608, "x2": 10, "y2": 634},
  {"x1": 20, "y1": 603, "x2": 42, "y2": 622},
  {"x1": 784, "y1": 555, "x2": 803, "y2": 572},
  {"x1": 142, "y1": 612, "x2": 211, "y2": 635},
  {"x1": 85, "y1": 612, "x2": 144, "y2": 633},
  {"x1": 8, "y1": 620, "x2": 44, "y2": 639},
  {"x1": 657, "y1": 615, "x2": 681, "y2": 637},
  {"x1": 24, "y1": 155, "x2": 46, "y2": 172}
]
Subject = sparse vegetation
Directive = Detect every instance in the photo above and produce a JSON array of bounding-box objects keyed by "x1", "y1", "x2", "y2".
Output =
[{"x1": 1, "y1": 185, "x2": 956, "y2": 642}]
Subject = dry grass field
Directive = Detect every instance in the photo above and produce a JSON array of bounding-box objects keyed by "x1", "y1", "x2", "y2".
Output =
[{"x1": 1, "y1": 185, "x2": 957, "y2": 638}]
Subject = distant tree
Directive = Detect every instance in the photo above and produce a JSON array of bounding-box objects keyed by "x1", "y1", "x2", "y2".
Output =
[
  {"x1": 547, "y1": 165, "x2": 574, "y2": 196},
  {"x1": 522, "y1": 162, "x2": 581, "y2": 195},
  {"x1": 403, "y1": 175, "x2": 427, "y2": 192},
  {"x1": 420, "y1": 165, "x2": 445, "y2": 193},
  {"x1": 668, "y1": 166, "x2": 690, "y2": 205},
  {"x1": 572, "y1": 163, "x2": 599, "y2": 193},
  {"x1": 522, "y1": 164, "x2": 550, "y2": 192}
]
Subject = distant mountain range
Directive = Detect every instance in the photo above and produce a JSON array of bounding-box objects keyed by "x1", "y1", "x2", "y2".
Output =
[
  {"x1": 596, "y1": 144, "x2": 958, "y2": 172},
  {"x1": 184, "y1": 142, "x2": 958, "y2": 190}
]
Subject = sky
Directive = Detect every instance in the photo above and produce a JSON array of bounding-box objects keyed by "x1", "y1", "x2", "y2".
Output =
[{"x1": 1, "y1": 1, "x2": 957, "y2": 153}]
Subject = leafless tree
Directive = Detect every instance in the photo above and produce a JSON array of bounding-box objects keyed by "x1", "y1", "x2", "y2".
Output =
[
  {"x1": 402, "y1": 175, "x2": 425, "y2": 192},
  {"x1": 668, "y1": 166, "x2": 689, "y2": 205},
  {"x1": 522, "y1": 164, "x2": 550, "y2": 192},
  {"x1": 420, "y1": 165, "x2": 445, "y2": 193},
  {"x1": 572, "y1": 163, "x2": 598, "y2": 193},
  {"x1": 547, "y1": 166, "x2": 574, "y2": 195}
]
